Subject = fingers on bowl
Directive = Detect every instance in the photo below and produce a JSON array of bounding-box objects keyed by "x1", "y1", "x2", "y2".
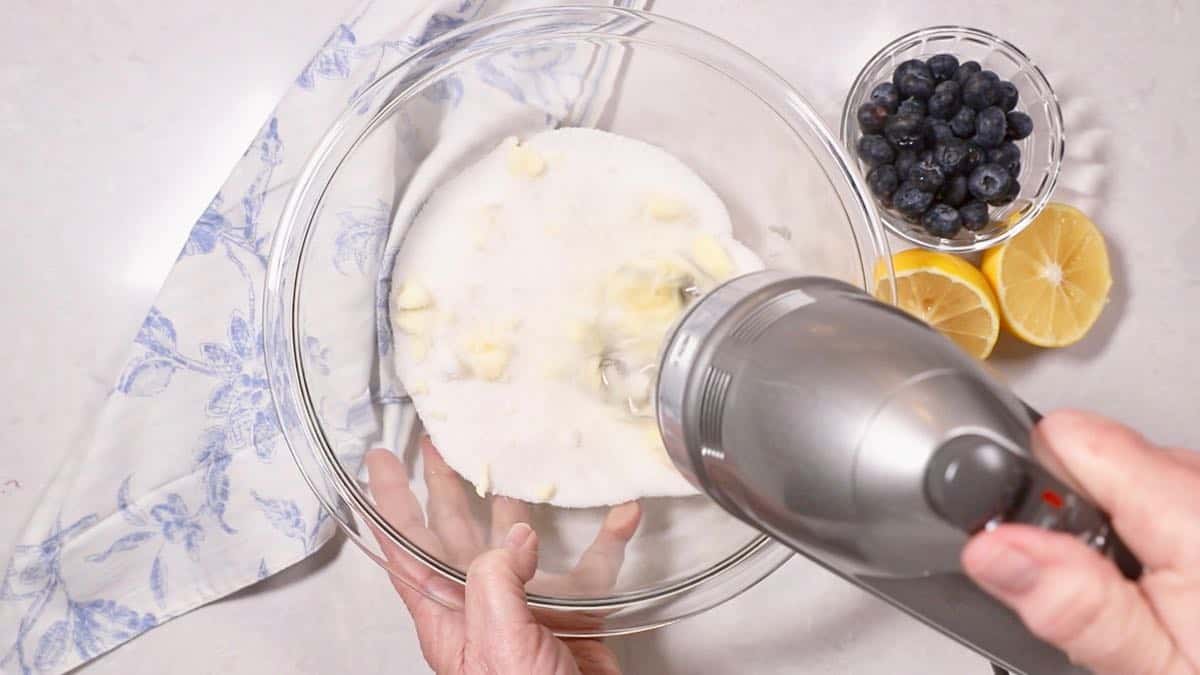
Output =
[
  {"x1": 420, "y1": 438, "x2": 484, "y2": 560},
  {"x1": 371, "y1": 439, "x2": 646, "y2": 601},
  {"x1": 364, "y1": 447, "x2": 464, "y2": 614}
]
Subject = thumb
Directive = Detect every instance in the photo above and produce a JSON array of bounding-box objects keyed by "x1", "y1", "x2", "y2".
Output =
[
  {"x1": 964, "y1": 525, "x2": 1186, "y2": 675},
  {"x1": 465, "y1": 523, "x2": 540, "y2": 634},
  {"x1": 465, "y1": 527, "x2": 590, "y2": 675}
]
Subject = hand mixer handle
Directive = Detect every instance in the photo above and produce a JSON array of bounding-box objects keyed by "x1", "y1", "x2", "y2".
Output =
[
  {"x1": 1018, "y1": 403, "x2": 1142, "y2": 581},
  {"x1": 926, "y1": 401, "x2": 1142, "y2": 581}
]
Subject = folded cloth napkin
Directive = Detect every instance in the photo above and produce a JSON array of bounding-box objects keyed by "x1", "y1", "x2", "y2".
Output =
[{"x1": 0, "y1": 1, "x2": 643, "y2": 672}]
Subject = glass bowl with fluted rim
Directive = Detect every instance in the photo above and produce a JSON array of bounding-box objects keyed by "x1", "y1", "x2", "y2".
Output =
[
  {"x1": 842, "y1": 25, "x2": 1064, "y2": 253},
  {"x1": 265, "y1": 5, "x2": 894, "y2": 637}
]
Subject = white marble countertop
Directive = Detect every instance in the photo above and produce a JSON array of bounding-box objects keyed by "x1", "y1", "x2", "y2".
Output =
[{"x1": 4, "y1": 1, "x2": 1198, "y2": 673}]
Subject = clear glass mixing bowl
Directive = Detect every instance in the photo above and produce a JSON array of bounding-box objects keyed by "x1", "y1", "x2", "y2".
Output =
[{"x1": 265, "y1": 6, "x2": 893, "y2": 636}]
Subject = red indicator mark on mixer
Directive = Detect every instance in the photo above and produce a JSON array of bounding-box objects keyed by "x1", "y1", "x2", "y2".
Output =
[{"x1": 1041, "y1": 490, "x2": 1064, "y2": 509}]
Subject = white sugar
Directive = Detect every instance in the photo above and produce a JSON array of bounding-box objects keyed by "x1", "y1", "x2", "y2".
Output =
[{"x1": 390, "y1": 128, "x2": 763, "y2": 507}]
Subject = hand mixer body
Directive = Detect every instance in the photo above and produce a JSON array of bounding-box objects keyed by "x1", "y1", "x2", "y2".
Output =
[{"x1": 656, "y1": 271, "x2": 1132, "y2": 675}]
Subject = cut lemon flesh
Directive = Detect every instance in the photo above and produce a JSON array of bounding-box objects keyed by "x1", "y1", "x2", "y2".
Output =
[
  {"x1": 875, "y1": 249, "x2": 1001, "y2": 359},
  {"x1": 982, "y1": 203, "x2": 1111, "y2": 347}
]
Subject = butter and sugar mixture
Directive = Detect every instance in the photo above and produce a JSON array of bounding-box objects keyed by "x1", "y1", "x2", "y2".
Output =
[{"x1": 390, "y1": 128, "x2": 763, "y2": 507}]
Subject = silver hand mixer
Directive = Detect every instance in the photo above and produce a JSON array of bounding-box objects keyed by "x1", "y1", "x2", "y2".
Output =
[{"x1": 655, "y1": 271, "x2": 1141, "y2": 675}]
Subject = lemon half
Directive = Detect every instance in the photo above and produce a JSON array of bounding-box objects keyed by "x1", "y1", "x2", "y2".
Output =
[
  {"x1": 982, "y1": 203, "x2": 1111, "y2": 347},
  {"x1": 874, "y1": 249, "x2": 1001, "y2": 359}
]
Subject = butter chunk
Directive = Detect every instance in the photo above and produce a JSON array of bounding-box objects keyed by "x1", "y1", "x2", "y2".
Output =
[
  {"x1": 645, "y1": 194, "x2": 687, "y2": 222},
  {"x1": 507, "y1": 141, "x2": 547, "y2": 178},
  {"x1": 461, "y1": 331, "x2": 512, "y2": 381},
  {"x1": 394, "y1": 280, "x2": 434, "y2": 310},
  {"x1": 691, "y1": 234, "x2": 735, "y2": 281},
  {"x1": 606, "y1": 261, "x2": 687, "y2": 316},
  {"x1": 535, "y1": 483, "x2": 558, "y2": 501},
  {"x1": 395, "y1": 309, "x2": 435, "y2": 336}
]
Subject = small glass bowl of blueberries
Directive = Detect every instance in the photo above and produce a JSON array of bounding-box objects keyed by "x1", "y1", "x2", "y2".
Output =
[{"x1": 841, "y1": 26, "x2": 1064, "y2": 252}]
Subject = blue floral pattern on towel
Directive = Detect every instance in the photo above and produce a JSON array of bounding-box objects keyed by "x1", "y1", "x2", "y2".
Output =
[
  {"x1": 1, "y1": 1, "x2": 642, "y2": 672},
  {"x1": 249, "y1": 492, "x2": 332, "y2": 555},
  {"x1": 298, "y1": 1, "x2": 484, "y2": 114},
  {"x1": 1, "y1": 515, "x2": 159, "y2": 673},
  {"x1": 332, "y1": 201, "x2": 391, "y2": 276},
  {"x1": 477, "y1": 43, "x2": 585, "y2": 121}
]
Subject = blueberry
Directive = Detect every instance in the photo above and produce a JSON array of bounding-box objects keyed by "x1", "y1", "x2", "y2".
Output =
[
  {"x1": 987, "y1": 142, "x2": 1022, "y2": 176},
  {"x1": 898, "y1": 72, "x2": 935, "y2": 100},
  {"x1": 927, "y1": 119, "x2": 956, "y2": 145},
  {"x1": 922, "y1": 204, "x2": 962, "y2": 238},
  {"x1": 962, "y1": 71, "x2": 1001, "y2": 110},
  {"x1": 1006, "y1": 111, "x2": 1034, "y2": 140},
  {"x1": 927, "y1": 80, "x2": 961, "y2": 119},
  {"x1": 884, "y1": 113, "x2": 926, "y2": 151},
  {"x1": 909, "y1": 154, "x2": 946, "y2": 191},
  {"x1": 960, "y1": 201, "x2": 990, "y2": 231},
  {"x1": 973, "y1": 106, "x2": 1008, "y2": 149},
  {"x1": 919, "y1": 148, "x2": 935, "y2": 167},
  {"x1": 857, "y1": 102, "x2": 890, "y2": 134},
  {"x1": 867, "y1": 164, "x2": 900, "y2": 201},
  {"x1": 954, "y1": 60, "x2": 982, "y2": 85},
  {"x1": 987, "y1": 177, "x2": 1021, "y2": 206},
  {"x1": 963, "y1": 142, "x2": 986, "y2": 173},
  {"x1": 967, "y1": 163, "x2": 1012, "y2": 201},
  {"x1": 870, "y1": 82, "x2": 900, "y2": 113},
  {"x1": 857, "y1": 134, "x2": 895, "y2": 167},
  {"x1": 933, "y1": 138, "x2": 970, "y2": 176},
  {"x1": 950, "y1": 106, "x2": 976, "y2": 138},
  {"x1": 938, "y1": 174, "x2": 969, "y2": 207},
  {"x1": 996, "y1": 81, "x2": 1019, "y2": 112},
  {"x1": 927, "y1": 53, "x2": 960, "y2": 82},
  {"x1": 893, "y1": 182, "x2": 934, "y2": 219},
  {"x1": 898, "y1": 98, "x2": 927, "y2": 117},
  {"x1": 893, "y1": 59, "x2": 933, "y2": 87},
  {"x1": 894, "y1": 149, "x2": 920, "y2": 178}
]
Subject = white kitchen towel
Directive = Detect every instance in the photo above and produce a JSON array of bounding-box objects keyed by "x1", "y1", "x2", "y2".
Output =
[{"x1": 0, "y1": 1, "x2": 644, "y2": 673}]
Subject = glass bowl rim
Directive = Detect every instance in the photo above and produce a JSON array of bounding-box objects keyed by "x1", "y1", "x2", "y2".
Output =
[
  {"x1": 265, "y1": 4, "x2": 892, "y2": 618},
  {"x1": 839, "y1": 24, "x2": 1065, "y2": 253}
]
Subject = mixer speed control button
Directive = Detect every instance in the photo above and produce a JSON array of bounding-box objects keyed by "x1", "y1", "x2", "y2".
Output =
[{"x1": 925, "y1": 435, "x2": 1029, "y2": 533}]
